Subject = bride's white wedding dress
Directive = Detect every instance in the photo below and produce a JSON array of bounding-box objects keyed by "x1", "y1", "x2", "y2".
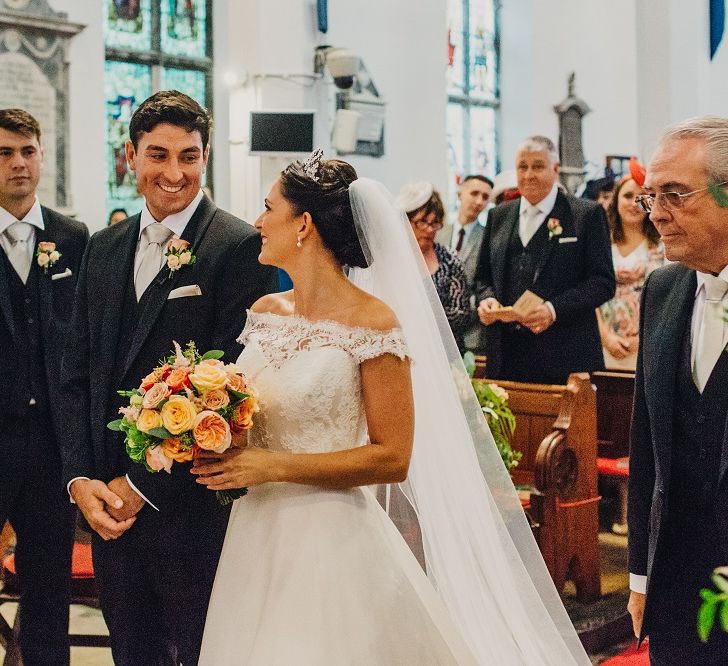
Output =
[{"x1": 199, "y1": 311, "x2": 477, "y2": 665}]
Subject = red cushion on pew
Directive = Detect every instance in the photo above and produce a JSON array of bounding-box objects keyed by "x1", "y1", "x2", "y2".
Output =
[
  {"x1": 597, "y1": 456, "x2": 630, "y2": 477},
  {"x1": 2, "y1": 543, "x2": 94, "y2": 579}
]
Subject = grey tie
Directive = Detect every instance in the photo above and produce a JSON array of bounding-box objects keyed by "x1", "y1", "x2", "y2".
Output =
[
  {"x1": 519, "y1": 205, "x2": 540, "y2": 246},
  {"x1": 135, "y1": 224, "x2": 173, "y2": 300},
  {"x1": 4, "y1": 221, "x2": 33, "y2": 284},
  {"x1": 694, "y1": 275, "x2": 728, "y2": 392}
]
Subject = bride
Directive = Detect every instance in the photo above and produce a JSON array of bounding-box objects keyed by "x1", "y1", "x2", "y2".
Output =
[{"x1": 192, "y1": 151, "x2": 590, "y2": 665}]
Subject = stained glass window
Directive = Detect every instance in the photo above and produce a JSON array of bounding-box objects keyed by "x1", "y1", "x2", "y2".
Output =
[
  {"x1": 104, "y1": 1, "x2": 212, "y2": 220},
  {"x1": 446, "y1": 0, "x2": 499, "y2": 213}
]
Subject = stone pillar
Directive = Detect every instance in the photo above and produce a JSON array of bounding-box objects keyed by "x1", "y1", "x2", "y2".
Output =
[{"x1": 554, "y1": 73, "x2": 591, "y2": 195}]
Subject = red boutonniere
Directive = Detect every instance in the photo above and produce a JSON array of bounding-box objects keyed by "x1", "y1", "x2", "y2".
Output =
[{"x1": 547, "y1": 218, "x2": 563, "y2": 240}]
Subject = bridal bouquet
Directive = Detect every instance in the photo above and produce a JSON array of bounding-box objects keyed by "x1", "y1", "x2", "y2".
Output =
[{"x1": 107, "y1": 341, "x2": 258, "y2": 505}]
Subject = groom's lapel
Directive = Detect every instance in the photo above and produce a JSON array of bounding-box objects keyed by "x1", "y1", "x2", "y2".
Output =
[
  {"x1": 0, "y1": 246, "x2": 14, "y2": 341},
  {"x1": 123, "y1": 196, "x2": 217, "y2": 377},
  {"x1": 35, "y1": 209, "x2": 62, "y2": 337}
]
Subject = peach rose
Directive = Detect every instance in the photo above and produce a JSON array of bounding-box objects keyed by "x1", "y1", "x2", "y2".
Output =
[
  {"x1": 142, "y1": 382, "x2": 171, "y2": 409},
  {"x1": 179, "y1": 251, "x2": 192, "y2": 265},
  {"x1": 193, "y1": 410, "x2": 232, "y2": 452},
  {"x1": 37, "y1": 253, "x2": 49, "y2": 267},
  {"x1": 167, "y1": 254, "x2": 180, "y2": 270},
  {"x1": 167, "y1": 238, "x2": 190, "y2": 252},
  {"x1": 161, "y1": 436, "x2": 194, "y2": 463},
  {"x1": 49, "y1": 250, "x2": 61, "y2": 262},
  {"x1": 189, "y1": 361, "x2": 228, "y2": 392},
  {"x1": 165, "y1": 367, "x2": 192, "y2": 392},
  {"x1": 146, "y1": 445, "x2": 173, "y2": 473},
  {"x1": 230, "y1": 396, "x2": 258, "y2": 433},
  {"x1": 160, "y1": 395, "x2": 197, "y2": 435},
  {"x1": 136, "y1": 408, "x2": 163, "y2": 434},
  {"x1": 38, "y1": 241, "x2": 56, "y2": 252},
  {"x1": 226, "y1": 372, "x2": 247, "y2": 393},
  {"x1": 201, "y1": 389, "x2": 230, "y2": 411}
]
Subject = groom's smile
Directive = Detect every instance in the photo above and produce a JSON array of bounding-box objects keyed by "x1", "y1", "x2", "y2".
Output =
[{"x1": 125, "y1": 121, "x2": 209, "y2": 222}]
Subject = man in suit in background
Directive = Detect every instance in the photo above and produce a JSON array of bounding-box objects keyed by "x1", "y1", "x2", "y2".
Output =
[
  {"x1": 61, "y1": 91, "x2": 277, "y2": 665},
  {"x1": 475, "y1": 135, "x2": 614, "y2": 384},
  {"x1": 436, "y1": 174, "x2": 492, "y2": 353},
  {"x1": 628, "y1": 116, "x2": 728, "y2": 665},
  {"x1": 0, "y1": 108, "x2": 89, "y2": 665}
]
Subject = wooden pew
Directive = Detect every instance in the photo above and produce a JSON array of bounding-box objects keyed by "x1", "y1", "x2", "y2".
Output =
[
  {"x1": 591, "y1": 370, "x2": 635, "y2": 460},
  {"x1": 478, "y1": 373, "x2": 601, "y2": 601}
]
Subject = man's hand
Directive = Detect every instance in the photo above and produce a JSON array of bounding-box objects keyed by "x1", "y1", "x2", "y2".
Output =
[
  {"x1": 70, "y1": 478, "x2": 136, "y2": 541},
  {"x1": 604, "y1": 332, "x2": 632, "y2": 359},
  {"x1": 107, "y1": 476, "x2": 146, "y2": 522},
  {"x1": 627, "y1": 591, "x2": 646, "y2": 638},
  {"x1": 520, "y1": 303, "x2": 555, "y2": 334},
  {"x1": 478, "y1": 297, "x2": 502, "y2": 325}
]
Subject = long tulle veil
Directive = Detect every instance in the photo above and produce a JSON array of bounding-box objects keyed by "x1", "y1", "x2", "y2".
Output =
[{"x1": 348, "y1": 178, "x2": 590, "y2": 665}]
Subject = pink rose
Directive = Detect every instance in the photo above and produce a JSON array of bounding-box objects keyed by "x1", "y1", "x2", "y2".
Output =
[
  {"x1": 201, "y1": 388, "x2": 230, "y2": 411},
  {"x1": 146, "y1": 445, "x2": 173, "y2": 473},
  {"x1": 167, "y1": 238, "x2": 190, "y2": 252},
  {"x1": 38, "y1": 241, "x2": 56, "y2": 252},
  {"x1": 142, "y1": 382, "x2": 171, "y2": 409}
]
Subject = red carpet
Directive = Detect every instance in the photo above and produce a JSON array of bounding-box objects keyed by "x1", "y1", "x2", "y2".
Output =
[{"x1": 600, "y1": 640, "x2": 649, "y2": 665}]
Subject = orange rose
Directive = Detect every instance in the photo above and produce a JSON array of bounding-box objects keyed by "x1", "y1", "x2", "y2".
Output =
[
  {"x1": 140, "y1": 365, "x2": 168, "y2": 391},
  {"x1": 193, "y1": 410, "x2": 232, "y2": 452},
  {"x1": 226, "y1": 372, "x2": 247, "y2": 393},
  {"x1": 136, "y1": 408, "x2": 163, "y2": 434},
  {"x1": 165, "y1": 367, "x2": 192, "y2": 392},
  {"x1": 161, "y1": 436, "x2": 194, "y2": 463},
  {"x1": 38, "y1": 241, "x2": 56, "y2": 252},
  {"x1": 201, "y1": 388, "x2": 230, "y2": 411},
  {"x1": 230, "y1": 396, "x2": 258, "y2": 433},
  {"x1": 160, "y1": 395, "x2": 197, "y2": 435}
]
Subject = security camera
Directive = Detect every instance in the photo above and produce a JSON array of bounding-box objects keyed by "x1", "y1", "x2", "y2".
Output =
[{"x1": 325, "y1": 48, "x2": 359, "y2": 90}]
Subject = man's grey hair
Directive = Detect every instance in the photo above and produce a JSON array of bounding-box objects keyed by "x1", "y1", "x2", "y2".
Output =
[
  {"x1": 516, "y1": 135, "x2": 559, "y2": 164},
  {"x1": 660, "y1": 116, "x2": 728, "y2": 183}
]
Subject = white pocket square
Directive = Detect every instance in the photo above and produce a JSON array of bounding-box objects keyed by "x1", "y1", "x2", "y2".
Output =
[
  {"x1": 51, "y1": 268, "x2": 73, "y2": 281},
  {"x1": 168, "y1": 284, "x2": 202, "y2": 300},
  {"x1": 558, "y1": 236, "x2": 578, "y2": 244}
]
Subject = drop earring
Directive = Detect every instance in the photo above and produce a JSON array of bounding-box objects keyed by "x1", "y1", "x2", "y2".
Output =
[{"x1": 296, "y1": 237, "x2": 302, "y2": 248}]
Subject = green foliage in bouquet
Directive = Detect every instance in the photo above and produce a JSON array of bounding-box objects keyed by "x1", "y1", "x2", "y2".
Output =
[
  {"x1": 698, "y1": 568, "x2": 728, "y2": 642},
  {"x1": 463, "y1": 352, "x2": 521, "y2": 473}
]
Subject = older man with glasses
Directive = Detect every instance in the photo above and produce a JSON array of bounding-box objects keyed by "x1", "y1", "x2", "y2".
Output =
[
  {"x1": 628, "y1": 116, "x2": 728, "y2": 665},
  {"x1": 396, "y1": 182, "x2": 471, "y2": 351}
]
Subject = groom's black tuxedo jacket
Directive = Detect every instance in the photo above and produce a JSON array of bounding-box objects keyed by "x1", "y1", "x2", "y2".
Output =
[
  {"x1": 60, "y1": 196, "x2": 277, "y2": 547},
  {"x1": 0, "y1": 207, "x2": 89, "y2": 435},
  {"x1": 475, "y1": 191, "x2": 614, "y2": 382}
]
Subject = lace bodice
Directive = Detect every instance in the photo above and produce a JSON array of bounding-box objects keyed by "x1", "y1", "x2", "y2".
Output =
[{"x1": 235, "y1": 311, "x2": 409, "y2": 454}]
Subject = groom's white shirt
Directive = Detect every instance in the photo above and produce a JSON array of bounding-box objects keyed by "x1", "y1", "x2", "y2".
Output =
[
  {"x1": 68, "y1": 191, "x2": 203, "y2": 510},
  {"x1": 629, "y1": 263, "x2": 728, "y2": 594}
]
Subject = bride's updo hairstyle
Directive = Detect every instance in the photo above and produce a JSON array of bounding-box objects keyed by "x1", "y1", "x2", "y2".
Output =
[{"x1": 280, "y1": 151, "x2": 369, "y2": 268}]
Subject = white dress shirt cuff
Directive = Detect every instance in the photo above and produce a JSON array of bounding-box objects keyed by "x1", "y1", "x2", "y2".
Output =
[
  {"x1": 67, "y1": 477, "x2": 90, "y2": 503},
  {"x1": 545, "y1": 301, "x2": 556, "y2": 322},
  {"x1": 630, "y1": 573, "x2": 647, "y2": 594},
  {"x1": 126, "y1": 474, "x2": 160, "y2": 512}
]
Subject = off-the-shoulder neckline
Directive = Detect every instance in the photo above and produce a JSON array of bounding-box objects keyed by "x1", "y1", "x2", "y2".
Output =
[{"x1": 246, "y1": 309, "x2": 403, "y2": 337}]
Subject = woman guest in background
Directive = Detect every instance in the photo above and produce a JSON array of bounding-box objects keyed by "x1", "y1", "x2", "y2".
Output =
[
  {"x1": 395, "y1": 182, "x2": 471, "y2": 351},
  {"x1": 597, "y1": 161, "x2": 665, "y2": 370},
  {"x1": 107, "y1": 207, "x2": 128, "y2": 226}
]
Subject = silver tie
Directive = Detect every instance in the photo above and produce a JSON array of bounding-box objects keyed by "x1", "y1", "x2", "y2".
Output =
[
  {"x1": 4, "y1": 221, "x2": 33, "y2": 284},
  {"x1": 135, "y1": 224, "x2": 173, "y2": 301},
  {"x1": 519, "y1": 205, "x2": 540, "y2": 246},
  {"x1": 694, "y1": 274, "x2": 728, "y2": 392}
]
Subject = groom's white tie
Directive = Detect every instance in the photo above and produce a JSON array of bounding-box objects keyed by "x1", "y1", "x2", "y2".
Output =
[
  {"x1": 4, "y1": 221, "x2": 34, "y2": 284},
  {"x1": 135, "y1": 223, "x2": 173, "y2": 300},
  {"x1": 694, "y1": 274, "x2": 728, "y2": 392}
]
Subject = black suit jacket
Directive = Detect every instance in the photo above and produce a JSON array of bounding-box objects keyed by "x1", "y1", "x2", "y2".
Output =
[
  {"x1": 0, "y1": 207, "x2": 89, "y2": 435},
  {"x1": 60, "y1": 197, "x2": 277, "y2": 528},
  {"x1": 628, "y1": 263, "x2": 728, "y2": 634},
  {"x1": 475, "y1": 191, "x2": 615, "y2": 380}
]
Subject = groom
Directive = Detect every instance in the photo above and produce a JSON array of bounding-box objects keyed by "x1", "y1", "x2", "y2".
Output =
[{"x1": 61, "y1": 91, "x2": 277, "y2": 665}]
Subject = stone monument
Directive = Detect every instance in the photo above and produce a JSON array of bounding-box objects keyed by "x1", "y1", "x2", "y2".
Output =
[{"x1": 554, "y1": 73, "x2": 591, "y2": 195}]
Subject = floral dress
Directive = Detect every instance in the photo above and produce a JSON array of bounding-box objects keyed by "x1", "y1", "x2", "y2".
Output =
[
  {"x1": 599, "y1": 240, "x2": 665, "y2": 370},
  {"x1": 432, "y1": 243, "x2": 471, "y2": 351}
]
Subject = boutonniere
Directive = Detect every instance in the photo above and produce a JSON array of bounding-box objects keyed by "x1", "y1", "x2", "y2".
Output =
[
  {"x1": 36, "y1": 241, "x2": 61, "y2": 272},
  {"x1": 164, "y1": 238, "x2": 196, "y2": 275},
  {"x1": 547, "y1": 218, "x2": 563, "y2": 240}
]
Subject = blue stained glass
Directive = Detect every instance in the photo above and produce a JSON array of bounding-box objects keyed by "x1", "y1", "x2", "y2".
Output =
[
  {"x1": 161, "y1": 0, "x2": 208, "y2": 59},
  {"x1": 468, "y1": 1, "x2": 497, "y2": 101},
  {"x1": 160, "y1": 67, "x2": 207, "y2": 107},
  {"x1": 104, "y1": 0, "x2": 153, "y2": 52},
  {"x1": 105, "y1": 60, "x2": 152, "y2": 219}
]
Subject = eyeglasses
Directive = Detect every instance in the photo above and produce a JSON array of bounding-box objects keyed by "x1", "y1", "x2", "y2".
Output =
[
  {"x1": 411, "y1": 218, "x2": 443, "y2": 231},
  {"x1": 635, "y1": 182, "x2": 728, "y2": 213}
]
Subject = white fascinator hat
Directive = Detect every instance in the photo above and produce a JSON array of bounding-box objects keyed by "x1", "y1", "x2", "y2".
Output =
[{"x1": 394, "y1": 181, "x2": 434, "y2": 213}]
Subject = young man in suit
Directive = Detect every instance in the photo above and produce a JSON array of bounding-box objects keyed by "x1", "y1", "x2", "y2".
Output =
[
  {"x1": 628, "y1": 116, "x2": 728, "y2": 665},
  {"x1": 436, "y1": 174, "x2": 492, "y2": 353},
  {"x1": 475, "y1": 135, "x2": 614, "y2": 384},
  {"x1": 0, "y1": 108, "x2": 89, "y2": 665},
  {"x1": 61, "y1": 91, "x2": 278, "y2": 665}
]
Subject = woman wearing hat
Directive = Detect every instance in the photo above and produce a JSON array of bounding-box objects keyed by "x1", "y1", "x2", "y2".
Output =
[{"x1": 396, "y1": 182, "x2": 471, "y2": 351}]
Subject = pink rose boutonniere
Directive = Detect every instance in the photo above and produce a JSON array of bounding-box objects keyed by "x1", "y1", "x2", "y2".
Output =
[
  {"x1": 36, "y1": 241, "x2": 61, "y2": 272},
  {"x1": 547, "y1": 218, "x2": 563, "y2": 240},
  {"x1": 165, "y1": 238, "x2": 196, "y2": 275}
]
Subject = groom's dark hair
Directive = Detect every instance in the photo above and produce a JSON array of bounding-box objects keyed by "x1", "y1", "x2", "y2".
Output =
[
  {"x1": 129, "y1": 90, "x2": 212, "y2": 149},
  {"x1": 280, "y1": 158, "x2": 368, "y2": 268}
]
